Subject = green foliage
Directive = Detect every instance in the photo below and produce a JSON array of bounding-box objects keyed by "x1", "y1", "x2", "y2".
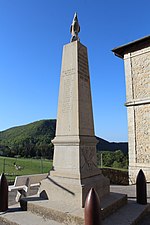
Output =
[
  {"x1": 0, "y1": 156, "x2": 53, "y2": 183},
  {"x1": 0, "y1": 120, "x2": 56, "y2": 159},
  {"x1": 97, "y1": 150, "x2": 128, "y2": 169},
  {"x1": 0, "y1": 119, "x2": 128, "y2": 161}
]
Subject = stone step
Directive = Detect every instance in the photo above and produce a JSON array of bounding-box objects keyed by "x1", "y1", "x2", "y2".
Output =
[
  {"x1": 0, "y1": 200, "x2": 149, "y2": 225},
  {"x1": 20, "y1": 192, "x2": 127, "y2": 225},
  {"x1": 0, "y1": 205, "x2": 62, "y2": 225}
]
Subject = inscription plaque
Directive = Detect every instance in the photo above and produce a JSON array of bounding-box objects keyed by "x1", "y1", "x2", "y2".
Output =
[{"x1": 60, "y1": 68, "x2": 76, "y2": 114}]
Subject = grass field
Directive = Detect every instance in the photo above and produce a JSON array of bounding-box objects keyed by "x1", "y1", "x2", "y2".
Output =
[
  {"x1": 0, "y1": 156, "x2": 53, "y2": 183},
  {"x1": 0, "y1": 156, "x2": 128, "y2": 184}
]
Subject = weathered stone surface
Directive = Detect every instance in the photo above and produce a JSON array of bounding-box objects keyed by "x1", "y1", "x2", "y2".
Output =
[
  {"x1": 113, "y1": 36, "x2": 150, "y2": 184},
  {"x1": 101, "y1": 168, "x2": 128, "y2": 185},
  {"x1": 52, "y1": 41, "x2": 100, "y2": 180},
  {"x1": 40, "y1": 40, "x2": 109, "y2": 208},
  {"x1": 123, "y1": 41, "x2": 150, "y2": 184},
  {"x1": 135, "y1": 105, "x2": 150, "y2": 164},
  {"x1": 132, "y1": 53, "x2": 150, "y2": 100}
]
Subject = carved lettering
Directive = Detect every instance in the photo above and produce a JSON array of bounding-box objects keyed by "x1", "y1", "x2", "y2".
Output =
[
  {"x1": 78, "y1": 47, "x2": 89, "y2": 82},
  {"x1": 61, "y1": 68, "x2": 75, "y2": 113}
]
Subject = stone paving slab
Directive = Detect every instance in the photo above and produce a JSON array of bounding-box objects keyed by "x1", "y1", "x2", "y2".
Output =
[
  {"x1": 103, "y1": 200, "x2": 149, "y2": 225},
  {"x1": 110, "y1": 183, "x2": 150, "y2": 200},
  {"x1": 137, "y1": 213, "x2": 150, "y2": 225},
  {"x1": 0, "y1": 221, "x2": 10, "y2": 225},
  {"x1": 0, "y1": 205, "x2": 62, "y2": 225}
]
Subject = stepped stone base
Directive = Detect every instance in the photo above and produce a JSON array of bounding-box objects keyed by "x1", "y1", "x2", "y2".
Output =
[
  {"x1": 20, "y1": 192, "x2": 127, "y2": 225},
  {"x1": 39, "y1": 173, "x2": 109, "y2": 208},
  {"x1": 1, "y1": 197, "x2": 149, "y2": 225}
]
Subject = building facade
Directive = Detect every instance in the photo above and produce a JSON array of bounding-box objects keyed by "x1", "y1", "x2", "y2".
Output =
[{"x1": 113, "y1": 36, "x2": 150, "y2": 184}]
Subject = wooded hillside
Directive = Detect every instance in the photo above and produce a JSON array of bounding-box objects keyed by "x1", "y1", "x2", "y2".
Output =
[
  {"x1": 0, "y1": 119, "x2": 128, "y2": 159},
  {"x1": 0, "y1": 120, "x2": 56, "y2": 159}
]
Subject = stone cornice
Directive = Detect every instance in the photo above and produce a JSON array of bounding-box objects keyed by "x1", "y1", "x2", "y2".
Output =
[
  {"x1": 112, "y1": 35, "x2": 150, "y2": 59},
  {"x1": 125, "y1": 98, "x2": 150, "y2": 107}
]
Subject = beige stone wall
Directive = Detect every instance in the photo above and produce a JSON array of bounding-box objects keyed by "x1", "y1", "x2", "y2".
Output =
[
  {"x1": 131, "y1": 50, "x2": 150, "y2": 100},
  {"x1": 135, "y1": 105, "x2": 150, "y2": 164},
  {"x1": 124, "y1": 46, "x2": 150, "y2": 184},
  {"x1": 102, "y1": 168, "x2": 128, "y2": 185},
  {"x1": 127, "y1": 107, "x2": 136, "y2": 165}
]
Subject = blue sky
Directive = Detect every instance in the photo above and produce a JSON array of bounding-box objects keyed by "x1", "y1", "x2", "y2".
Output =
[{"x1": 0, "y1": 0, "x2": 149, "y2": 142}]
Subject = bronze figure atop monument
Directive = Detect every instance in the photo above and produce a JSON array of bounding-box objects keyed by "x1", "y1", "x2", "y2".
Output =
[{"x1": 70, "y1": 12, "x2": 80, "y2": 42}]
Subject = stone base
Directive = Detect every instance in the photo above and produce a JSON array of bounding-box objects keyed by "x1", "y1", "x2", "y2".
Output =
[
  {"x1": 20, "y1": 192, "x2": 127, "y2": 225},
  {"x1": 39, "y1": 173, "x2": 110, "y2": 208}
]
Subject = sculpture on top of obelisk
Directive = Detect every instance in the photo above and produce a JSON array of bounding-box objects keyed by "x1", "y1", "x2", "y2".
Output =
[{"x1": 70, "y1": 12, "x2": 80, "y2": 42}]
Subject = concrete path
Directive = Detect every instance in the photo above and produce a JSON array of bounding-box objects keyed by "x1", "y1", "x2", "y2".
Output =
[
  {"x1": 138, "y1": 214, "x2": 150, "y2": 225},
  {"x1": 110, "y1": 184, "x2": 150, "y2": 225},
  {"x1": 0, "y1": 207, "x2": 62, "y2": 225},
  {"x1": 110, "y1": 183, "x2": 150, "y2": 200}
]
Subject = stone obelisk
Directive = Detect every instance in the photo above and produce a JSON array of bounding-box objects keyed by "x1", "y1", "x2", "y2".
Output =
[{"x1": 40, "y1": 13, "x2": 109, "y2": 208}]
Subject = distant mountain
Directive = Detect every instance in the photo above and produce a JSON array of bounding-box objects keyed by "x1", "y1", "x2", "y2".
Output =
[
  {"x1": 96, "y1": 137, "x2": 128, "y2": 154},
  {"x1": 0, "y1": 119, "x2": 128, "y2": 158}
]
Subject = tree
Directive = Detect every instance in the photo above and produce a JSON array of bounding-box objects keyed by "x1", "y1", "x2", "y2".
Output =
[{"x1": 97, "y1": 150, "x2": 128, "y2": 169}]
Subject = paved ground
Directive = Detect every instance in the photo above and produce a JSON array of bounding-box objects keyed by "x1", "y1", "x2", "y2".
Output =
[
  {"x1": 8, "y1": 187, "x2": 38, "y2": 206},
  {"x1": 0, "y1": 188, "x2": 38, "y2": 225},
  {"x1": 111, "y1": 184, "x2": 150, "y2": 225},
  {"x1": 8, "y1": 190, "x2": 17, "y2": 206},
  {"x1": 1, "y1": 184, "x2": 150, "y2": 225},
  {"x1": 0, "y1": 222, "x2": 9, "y2": 225},
  {"x1": 138, "y1": 214, "x2": 150, "y2": 225}
]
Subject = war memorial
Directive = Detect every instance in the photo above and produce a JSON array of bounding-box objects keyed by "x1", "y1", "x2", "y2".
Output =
[
  {"x1": 39, "y1": 12, "x2": 110, "y2": 208},
  {"x1": 0, "y1": 13, "x2": 150, "y2": 225}
]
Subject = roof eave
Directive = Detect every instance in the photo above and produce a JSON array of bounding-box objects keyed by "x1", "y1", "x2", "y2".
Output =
[{"x1": 112, "y1": 35, "x2": 150, "y2": 59}]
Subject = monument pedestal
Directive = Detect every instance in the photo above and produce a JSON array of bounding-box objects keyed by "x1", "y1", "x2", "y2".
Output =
[
  {"x1": 40, "y1": 173, "x2": 109, "y2": 208},
  {"x1": 40, "y1": 135, "x2": 109, "y2": 207},
  {"x1": 40, "y1": 38, "x2": 109, "y2": 207}
]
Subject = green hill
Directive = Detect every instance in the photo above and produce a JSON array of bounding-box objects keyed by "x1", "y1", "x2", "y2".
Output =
[
  {"x1": 96, "y1": 137, "x2": 128, "y2": 155},
  {"x1": 0, "y1": 119, "x2": 128, "y2": 159},
  {"x1": 0, "y1": 120, "x2": 56, "y2": 159}
]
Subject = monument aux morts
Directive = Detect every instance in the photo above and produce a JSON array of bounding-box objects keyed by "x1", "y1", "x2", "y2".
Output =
[{"x1": 40, "y1": 13, "x2": 109, "y2": 207}]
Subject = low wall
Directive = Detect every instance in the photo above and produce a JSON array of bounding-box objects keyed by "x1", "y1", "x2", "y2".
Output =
[{"x1": 101, "y1": 168, "x2": 129, "y2": 185}]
